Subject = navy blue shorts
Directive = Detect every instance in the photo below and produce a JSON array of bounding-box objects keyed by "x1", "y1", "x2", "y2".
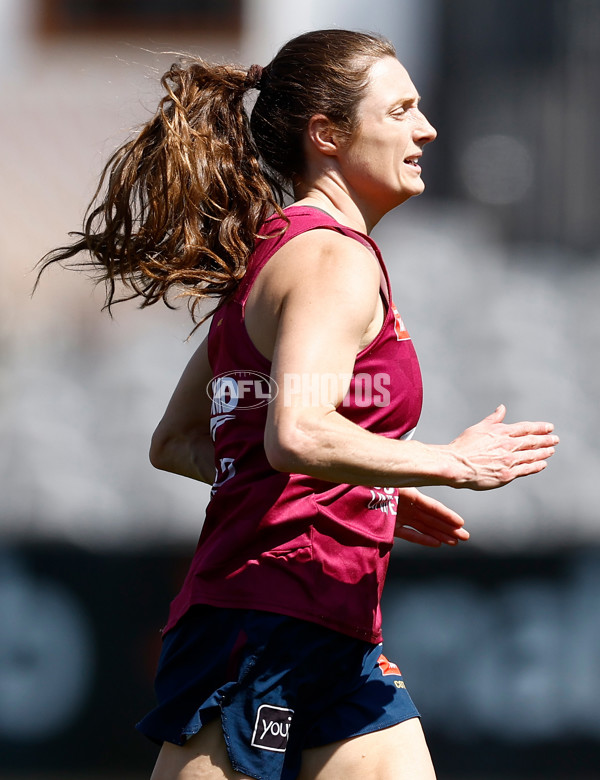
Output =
[{"x1": 136, "y1": 605, "x2": 419, "y2": 780}]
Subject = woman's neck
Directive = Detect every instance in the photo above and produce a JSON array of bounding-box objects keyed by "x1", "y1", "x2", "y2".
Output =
[{"x1": 292, "y1": 183, "x2": 381, "y2": 235}]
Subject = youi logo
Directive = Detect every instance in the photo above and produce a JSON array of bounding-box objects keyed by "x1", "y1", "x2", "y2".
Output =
[{"x1": 251, "y1": 704, "x2": 294, "y2": 753}]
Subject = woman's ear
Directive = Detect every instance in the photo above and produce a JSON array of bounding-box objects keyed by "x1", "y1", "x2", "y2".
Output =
[{"x1": 306, "y1": 114, "x2": 341, "y2": 157}]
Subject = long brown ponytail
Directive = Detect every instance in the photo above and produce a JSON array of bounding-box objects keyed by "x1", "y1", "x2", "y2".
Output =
[
  {"x1": 37, "y1": 30, "x2": 395, "y2": 321},
  {"x1": 37, "y1": 59, "x2": 285, "y2": 321}
]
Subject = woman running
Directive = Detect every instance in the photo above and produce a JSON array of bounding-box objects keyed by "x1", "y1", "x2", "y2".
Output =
[{"x1": 38, "y1": 28, "x2": 558, "y2": 780}]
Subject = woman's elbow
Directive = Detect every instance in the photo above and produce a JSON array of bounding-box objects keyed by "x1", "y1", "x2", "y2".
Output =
[
  {"x1": 264, "y1": 440, "x2": 292, "y2": 473},
  {"x1": 149, "y1": 427, "x2": 174, "y2": 471},
  {"x1": 264, "y1": 423, "x2": 312, "y2": 473}
]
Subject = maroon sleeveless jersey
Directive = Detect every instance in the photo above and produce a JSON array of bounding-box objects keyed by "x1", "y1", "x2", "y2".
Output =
[{"x1": 164, "y1": 207, "x2": 423, "y2": 643}]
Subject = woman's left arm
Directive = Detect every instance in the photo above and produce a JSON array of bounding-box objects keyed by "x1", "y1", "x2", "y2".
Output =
[{"x1": 149, "y1": 335, "x2": 215, "y2": 484}]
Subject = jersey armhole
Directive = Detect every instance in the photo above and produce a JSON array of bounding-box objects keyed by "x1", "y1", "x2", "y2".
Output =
[{"x1": 240, "y1": 223, "x2": 392, "y2": 315}]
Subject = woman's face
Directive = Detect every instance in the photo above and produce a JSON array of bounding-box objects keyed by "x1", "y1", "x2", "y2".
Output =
[{"x1": 338, "y1": 57, "x2": 437, "y2": 214}]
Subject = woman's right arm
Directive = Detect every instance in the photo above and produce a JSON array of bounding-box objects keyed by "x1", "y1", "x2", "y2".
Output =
[{"x1": 149, "y1": 335, "x2": 215, "y2": 484}]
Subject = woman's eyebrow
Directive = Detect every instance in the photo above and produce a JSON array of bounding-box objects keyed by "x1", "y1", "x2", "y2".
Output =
[{"x1": 390, "y1": 94, "x2": 422, "y2": 109}]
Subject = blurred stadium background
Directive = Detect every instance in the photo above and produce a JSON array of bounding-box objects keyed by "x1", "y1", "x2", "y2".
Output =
[{"x1": 1, "y1": 0, "x2": 599, "y2": 777}]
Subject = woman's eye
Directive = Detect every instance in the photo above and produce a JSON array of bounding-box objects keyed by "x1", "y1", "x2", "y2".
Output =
[{"x1": 393, "y1": 103, "x2": 417, "y2": 117}]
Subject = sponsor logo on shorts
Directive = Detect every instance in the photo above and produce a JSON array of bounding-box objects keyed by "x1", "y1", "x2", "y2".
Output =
[
  {"x1": 377, "y1": 654, "x2": 402, "y2": 677},
  {"x1": 251, "y1": 704, "x2": 294, "y2": 753},
  {"x1": 377, "y1": 655, "x2": 407, "y2": 687}
]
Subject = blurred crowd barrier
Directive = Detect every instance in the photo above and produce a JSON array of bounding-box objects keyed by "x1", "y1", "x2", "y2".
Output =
[{"x1": 0, "y1": 543, "x2": 598, "y2": 778}]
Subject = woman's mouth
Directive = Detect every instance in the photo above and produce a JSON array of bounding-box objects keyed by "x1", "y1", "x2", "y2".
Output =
[{"x1": 404, "y1": 156, "x2": 422, "y2": 171}]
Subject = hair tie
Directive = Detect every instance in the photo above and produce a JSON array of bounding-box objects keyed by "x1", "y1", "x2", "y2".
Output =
[{"x1": 245, "y1": 64, "x2": 264, "y2": 90}]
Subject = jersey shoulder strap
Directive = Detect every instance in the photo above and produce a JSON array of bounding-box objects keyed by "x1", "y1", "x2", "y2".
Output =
[{"x1": 235, "y1": 206, "x2": 387, "y2": 304}]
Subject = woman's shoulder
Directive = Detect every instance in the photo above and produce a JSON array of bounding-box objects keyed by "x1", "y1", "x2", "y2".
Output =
[
  {"x1": 246, "y1": 205, "x2": 382, "y2": 310},
  {"x1": 260, "y1": 221, "x2": 380, "y2": 299}
]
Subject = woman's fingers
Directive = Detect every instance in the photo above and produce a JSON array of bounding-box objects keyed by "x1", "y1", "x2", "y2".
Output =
[
  {"x1": 511, "y1": 458, "x2": 549, "y2": 477},
  {"x1": 394, "y1": 525, "x2": 445, "y2": 548},
  {"x1": 399, "y1": 488, "x2": 464, "y2": 519},
  {"x1": 395, "y1": 490, "x2": 470, "y2": 547},
  {"x1": 482, "y1": 404, "x2": 507, "y2": 424},
  {"x1": 512, "y1": 432, "x2": 560, "y2": 452},
  {"x1": 395, "y1": 522, "x2": 468, "y2": 547},
  {"x1": 404, "y1": 509, "x2": 470, "y2": 536},
  {"x1": 506, "y1": 420, "x2": 555, "y2": 437}
]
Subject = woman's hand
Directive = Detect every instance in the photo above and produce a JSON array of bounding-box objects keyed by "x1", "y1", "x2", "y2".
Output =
[
  {"x1": 448, "y1": 405, "x2": 559, "y2": 490},
  {"x1": 394, "y1": 488, "x2": 470, "y2": 547}
]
